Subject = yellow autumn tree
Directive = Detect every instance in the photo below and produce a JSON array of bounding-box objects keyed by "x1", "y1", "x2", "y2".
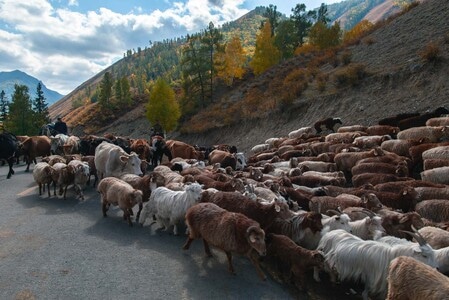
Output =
[
  {"x1": 146, "y1": 77, "x2": 180, "y2": 132},
  {"x1": 250, "y1": 21, "x2": 280, "y2": 76},
  {"x1": 343, "y1": 20, "x2": 374, "y2": 44},
  {"x1": 216, "y1": 35, "x2": 246, "y2": 86}
]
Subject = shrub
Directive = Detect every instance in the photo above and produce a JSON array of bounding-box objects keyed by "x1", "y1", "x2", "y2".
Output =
[
  {"x1": 419, "y1": 42, "x2": 441, "y2": 63},
  {"x1": 316, "y1": 73, "x2": 329, "y2": 92},
  {"x1": 333, "y1": 63, "x2": 368, "y2": 87},
  {"x1": 341, "y1": 51, "x2": 352, "y2": 66}
]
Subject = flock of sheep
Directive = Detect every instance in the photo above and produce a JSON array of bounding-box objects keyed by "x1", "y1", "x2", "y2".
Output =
[{"x1": 18, "y1": 107, "x2": 449, "y2": 300}]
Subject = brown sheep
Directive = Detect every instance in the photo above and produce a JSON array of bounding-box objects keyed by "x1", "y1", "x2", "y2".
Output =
[
  {"x1": 351, "y1": 161, "x2": 409, "y2": 177},
  {"x1": 325, "y1": 131, "x2": 365, "y2": 144},
  {"x1": 353, "y1": 135, "x2": 392, "y2": 149},
  {"x1": 386, "y1": 256, "x2": 449, "y2": 300},
  {"x1": 334, "y1": 147, "x2": 384, "y2": 172},
  {"x1": 97, "y1": 177, "x2": 143, "y2": 226},
  {"x1": 397, "y1": 126, "x2": 449, "y2": 143},
  {"x1": 418, "y1": 226, "x2": 449, "y2": 249},
  {"x1": 32, "y1": 162, "x2": 54, "y2": 197},
  {"x1": 337, "y1": 125, "x2": 368, "y2": 133},
  {"x1": 200, "y1": 190, "x2": 291, "y2": 230},
  {"x1": 264, "y1": 233, "x2": 324, "y2": 290},
  {"x1": 380, "y1": 139, "x2": 420, "y2": 158},
  {"x1": 351, "y1": 173, "x2": 414, "y2": 188},
  {"x1": 423, "y1": 158, "x2": 449, "y2": 170},
  {"x1": 366, "y1": 125, "x2": 400, "y2": 137},
  {"x1": 182, "y1": 202, "x2": 267, "y2": 280}
]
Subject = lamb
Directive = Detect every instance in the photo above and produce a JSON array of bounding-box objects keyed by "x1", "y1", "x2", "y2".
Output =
[
  {"x1": 386, "y1": 256, "x2": 449, "y2": 300},
  {"x1": 264, "y1": 233, "x2": 325, "y2": 290},
  {"x1": 138, "y1": 182, "x2": 203, "y2": 235},
  {"x1": 415, "y1": 200, "x2": 449, "y2": 223},
  {"x1": 423, "y1": 158, "x2": 449, "y2": 170},
  {"x1": 50, "y1": 162, "x2": 75, "y2": 200},
  {"x1": 97, "y1": 177, "x2": 143, "y2": 226},
  {"x1": 32, "y1": 162, "x2": 54, "y2": 197},
  {"x1": 182, "y1": 202, "x2": 267, "y2": 280},
  {"x1": 421, "y1": 166, "x2": 449, "y2": 185}
]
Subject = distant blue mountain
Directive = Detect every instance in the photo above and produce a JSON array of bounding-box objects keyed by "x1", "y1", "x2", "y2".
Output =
[{"x1": 0, "y1": 70, "x2": 64, "y2": 106}]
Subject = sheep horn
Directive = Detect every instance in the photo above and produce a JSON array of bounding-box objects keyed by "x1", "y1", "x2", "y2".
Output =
[{"x1": 411, "y1": 225, "x2": 428, "y2": 245}]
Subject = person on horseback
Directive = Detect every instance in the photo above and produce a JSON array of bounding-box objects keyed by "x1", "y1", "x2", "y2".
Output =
[{"x1": 54, "y1": 117, "x2": 68, "y2": 135}]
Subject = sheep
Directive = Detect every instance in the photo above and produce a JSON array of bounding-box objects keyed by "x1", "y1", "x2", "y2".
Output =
[
  {"x1": 139, "y1": 182, "x2": 203, "y2": 235},
  {"x1": 317, "y1": 229, "x2": 437, "y2": 300},
  {"x1": 251, "y1": 143, "x2": 270, "y2": 154},
  {"x1": 397, "y1": 126, "x2": 449, "y2": 142},
  {"x1": 289, "y1": 174, "x2": 345, "y2": 188},
  {"x1": 297, "y1": 161, "x2": 337, "y2": 173},
  {"x1": 264, "y1": 233, "x2": 325, "y2": 290},
  {"x1": 288, "y1": 127, "x2": 315, "y2": 139},
  {"x1": 334, "y1": 147, "x2": 384, "y2": 172},
  {"x1": 325, "y1": 132, "x2": 365, "y2": 144},
  {"x1": 418, "y1": 226, "x2": 449, "y2": 249},
  {"x1": 41, "y1": 154, "x2": 67, "y2": 166},
  {"x1": 386, "y1": 256, "x2": 449, "y2": 300},
  {"x1": 353, "y1": 135, "x2": 392, "y2": 149},
  {"x1": 67, "y1": 159, "x2": 90, "y2": 200},
  {"x1": 380, "y1": 139, "x2": 419, "y2": 157},
  {"x1": 351, "y1": 161, "x2": 409, "y2": 177},
  {"x1": 366, "y1": 125, "x2": 400, "y2": 137},
  {"x1": 97, "y1": 177, "x2": 143, "y2": 226},
  {"x1": 415, "y1": 200, "x2": 449, "y2": 223},
  {"x1": 414, "y1": 186, "x2": 449, "y2": 201},
  {"x1": 351, "y1": 172, "x2": 413, "y2": 188},
  {"x1": 421, "y1": 166, "x2": 449, "y2": 185},
  {"x1": 182, "y1": 202, "x2": 267, "y2": 280},
  {"x1": 32, "y1": 162, "x2": 54, "y2": 197},
  {"x1": 409, "y1": 141, "x2": 449, "y2": 165},
  {"x1": 310, "y1": 193, "x2": 378, "y2": 213},
  {"x1": 426, "y1": 116, "x2": 449, "y2": 127},
  {"x1": 378, "y1": 209, "x2": 425, "y2": 240},
  {"x1": 369, "y1": 187, "x2": 418, "y2": 213},
  {"x1": 200, "y1": 190, "x2": 291, "y2": 230},
  {"x1": 337, "y1": 125, "x2": 368, "y2": 133},
  {"x1": 422, "y1": 145, "x2": 449, "y2": 160},
  {"x1": 195, "y1": 176, "x2": 245, "y2": 193},
  {"x1": 266, "y1": 211, "x2": 324, "y2": 249},
  {"x1": 50, "y1": 162, "x2": 75, "y2": 200},
  {"x1": 423, "y1": 158, "x2": 449, "y2": 170},
  {"x1": 397, "y1": 106, "x2": 449, "y2": 130},
  {"x1": 374, "y1": 180, "x2": 445, "y2": 193}
]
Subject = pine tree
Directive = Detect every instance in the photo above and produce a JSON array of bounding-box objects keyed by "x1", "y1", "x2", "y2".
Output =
[
  {"x1": 0, "y1": 90, "x2": 8, "y2": 124},
  {"x1": 250, "y1": 21, "x2": 280, "y2": 76},
  {"x1": 120, "y1": 77, "x2": 132, "y2": 107},
  {"x1": 6, "y1": 84, "x2": 35, "y2": 135},
  {"x1": 275, "y1": 19, "x2": 298, "y2": 60},
  {"x1": 33, "y1": 82, "x2": 50, "y2": 128},
  {"x1": 99, "y1": 72, "x2": 114, "y2": 108},
  {"x1": 263, "y1": 4, "x2": 282, "y2": 36},
  {"x1": 146, "y1": 78, "x2": 180, "y2": 132},
  {"x1": 290, "y1": 4, "x2": 316, "y2": 47}
]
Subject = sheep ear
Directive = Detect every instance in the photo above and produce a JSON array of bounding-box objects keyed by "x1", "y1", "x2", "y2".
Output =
[{"x1": 120, "y1": 155, "x2": 129, "y2": 163}]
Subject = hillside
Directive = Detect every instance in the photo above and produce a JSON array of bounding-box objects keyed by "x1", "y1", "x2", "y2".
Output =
[
  {"x1": 103, "y1": 0, "x2": 448, "y2": 154},
  {"x1": 49, "y1": 0, "x2": 449, "y2": 156},
  {"x1": 0, "y1": 70, "x2": 64, "y2": 105}
]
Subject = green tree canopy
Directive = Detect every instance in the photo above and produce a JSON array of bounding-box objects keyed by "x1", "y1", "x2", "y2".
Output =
[
  {"x1": 6, "y1": 84, "x2": 35, "y2": 135},
  {"x1": 33, "y1": 82, "x2": 50, "y2": 128},
  {"x1": 146, "y1": 78, "x2": 180, "y2": 132}
]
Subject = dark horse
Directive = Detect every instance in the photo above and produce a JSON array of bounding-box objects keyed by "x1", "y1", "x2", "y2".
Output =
[
  {"x1": 0, "y1": 132, "x2": 18, "y2": 178},
  {"x1": 150, "y1": 135, "x2": 172, "y2": 167}
]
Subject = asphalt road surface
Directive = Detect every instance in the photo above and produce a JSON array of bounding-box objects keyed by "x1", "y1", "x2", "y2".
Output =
[{"x1": 1, "y1": 162, "x2": 364, "y2": 300}]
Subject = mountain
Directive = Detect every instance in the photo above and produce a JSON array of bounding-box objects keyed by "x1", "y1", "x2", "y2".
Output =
[{"x1": 0, "y1": 70, "x2": 64, "y2": 105}]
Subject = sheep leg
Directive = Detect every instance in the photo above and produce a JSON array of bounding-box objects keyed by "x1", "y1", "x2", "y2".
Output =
[
  {"x1": 203, "y1": 240, "x2": 212, "y2": 257},
  {"x1": 313, "y1": 266, "x2": 321, "y2": 282},
  {"x1": 136, "y1": 203, "x2": 143, "y2": 223},
  {"x1": 102, "y1": 202, "x2": 108, "y2": 217},
  {"x1": 225, "y1": 251, "x2": 236, "y2": 275},
  {"x1": 47, "y1": 182, "x2": 51, "y2": 197},
  {"x1": 182, "y1": 237, "x2": 194, "y2": 250},
  {"x1": 248, "y1": 251, "x2": 266, "y2": 281},
  {"x1": 38, "y1": 184, "x2": 42, "y2": 195},
  {"x1": 63, "y1": 185, "x2": 68, "y2": 200},
  {"x1": 124, "y1": 210, "x2": 133, "y2": 227}
]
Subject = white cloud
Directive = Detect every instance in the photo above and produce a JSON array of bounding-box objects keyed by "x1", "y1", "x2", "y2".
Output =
[{"x1": 0, "y1": 0, "x2": 249, "y2": 94}]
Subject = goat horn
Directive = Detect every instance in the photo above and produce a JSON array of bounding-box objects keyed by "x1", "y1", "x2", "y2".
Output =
[
  {"x1": 399, "y1": 230, "x2": 427, "y2": 246},
  {"x1": 336, "y1": 206, "x2": 343, "y2": 214},
  {"x1": 411, "y1": 225, "x2": 428, "y2": 245},
  {"x1": 361, "y1": 209, "x2": 376, "y2": 218}
]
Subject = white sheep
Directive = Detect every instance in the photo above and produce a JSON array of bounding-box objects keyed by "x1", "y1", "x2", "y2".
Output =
[
  {"x1": 67, "y1": 159, "x2": 90, "y2": 200},
  {"x1": 139, "y1": 182, "x2": 203, "y2": 235},
  {"x1": 421, "y1": 166, "x2": 449, "y2": 185},
  {"x1": 288, "y1": 127, "x2": 315, "y2": 139},
  {"x1": 397, "y1": 126, "x2": 449, "y2": 142}
]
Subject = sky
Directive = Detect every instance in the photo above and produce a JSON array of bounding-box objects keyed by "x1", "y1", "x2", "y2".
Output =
[{"x1": 0, "y1": 0, "x2": 343, "y2": 95}]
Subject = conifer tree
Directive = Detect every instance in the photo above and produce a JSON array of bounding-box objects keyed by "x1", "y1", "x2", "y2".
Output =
[
  {"x1": 250, "y1": 21, "x2": 280, "y2": 75},
  {"x1": 99, "y1": 72, "x2": 113, "y2": 108},
  {"x1": 33, "y1": 82, "x2": 50, "y2": 128},
  {"x1": 0, "y1": 90, "x2": 8, "y2": 125},
  {"x1": 6, "y1": 84, "x2": 35, "y2": 135}
]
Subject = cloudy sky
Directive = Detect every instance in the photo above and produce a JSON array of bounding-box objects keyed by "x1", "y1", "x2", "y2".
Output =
[{"x1": 0, "y1": 0, "x2": 342, "y2": 95}]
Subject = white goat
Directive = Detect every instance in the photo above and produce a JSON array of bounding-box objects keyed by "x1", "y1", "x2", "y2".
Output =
[{"x1": 139, "y1": 182, "x2": 203, "y2": 235}]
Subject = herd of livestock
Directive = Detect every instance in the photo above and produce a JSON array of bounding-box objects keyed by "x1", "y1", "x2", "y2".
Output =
[{"x1": 2, "y1": 106, "x2": 449, "y2": 299}]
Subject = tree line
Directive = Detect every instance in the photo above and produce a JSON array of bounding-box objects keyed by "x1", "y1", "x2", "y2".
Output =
[{"x1": 0, "y1": 83, "x2": 50, "y2": 135}]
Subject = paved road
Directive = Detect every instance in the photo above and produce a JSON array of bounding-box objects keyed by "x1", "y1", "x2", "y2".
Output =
[{"x1": 0, "y1": 162, "x2": 298, "y2": 300}]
